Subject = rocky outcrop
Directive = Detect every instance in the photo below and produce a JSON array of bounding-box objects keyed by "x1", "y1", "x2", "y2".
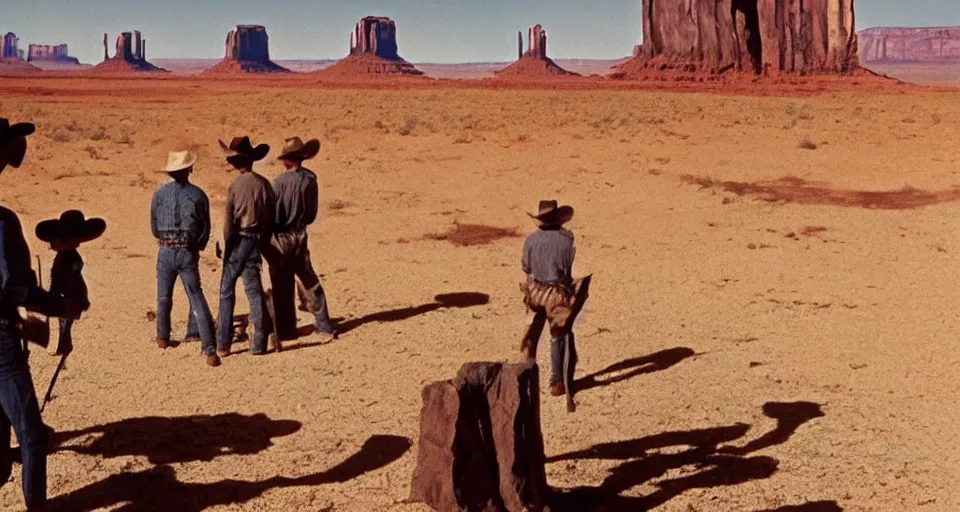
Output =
[
  {"x1": 859, "y1": 27, "x2": 960, "y2": 62},
  {"x1": 409, "y1": 361, "x2": 550, "y2": 512},
  {"x1": 494, "y1": 25, "x2": 578, "y2": 79},
  {"x1": 94, "y1": 31, "x2": 165, "y2": 72},
  {"x1": 616, "y1": 0, "x2": 859, "y2": 76},
  {"x1": 204, "y1": 25, "x2": 289, "y2": 74},
  {"x1": 1, "y1": 33, "x2": 19, "y2": 59},
  {"x1": 27, "y1": 44, "x2": 80, "y2": 64},
  {"x1": 315, "y1": 17, "x2": 423, "y2": 78}
]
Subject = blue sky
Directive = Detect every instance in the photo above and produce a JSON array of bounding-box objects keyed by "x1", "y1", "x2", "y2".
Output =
[{"x1": 3, "y1": 1, "x2": 959, "y2": 64}]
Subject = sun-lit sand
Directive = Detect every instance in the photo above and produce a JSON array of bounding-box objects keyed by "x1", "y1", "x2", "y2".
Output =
[{"x1": 0, "y1": 72, "x2": 959, "y2": 510}]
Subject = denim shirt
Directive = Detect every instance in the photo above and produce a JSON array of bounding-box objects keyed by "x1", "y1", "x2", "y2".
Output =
[{"x1": 150, "y1": 181, "x2": 211, "y2": 250}]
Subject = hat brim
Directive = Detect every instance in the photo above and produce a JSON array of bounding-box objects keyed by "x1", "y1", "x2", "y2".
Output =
[
  {"x1": 219, "y1": 140, "x2": 270, "y2": 162},
  {"x1": 527, "y1": 205, "x2": 574, "y2": 226},
  {"x1": 160, "y1": 157, "x2": 197, "y2": 173},
  {"x1": 277, "y1": 139, "x2": 321, "y2": 161},
  {"x1": 36, "y1": 218, "x2": 106, "y2": 244},
  {"x1": 0, "y1": 122, "x2": 36, "y2": 145}
]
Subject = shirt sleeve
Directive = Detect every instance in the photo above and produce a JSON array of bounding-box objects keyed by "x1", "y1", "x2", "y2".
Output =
[
  {"x1": 304, "y1": 178, "x2": 319, "y2": 226},
  {"x1": 197, "y1": 189, "x2": 211, "y2": 251},
  {"x1": 521, "y1": 237, "x2": 531, "y2": 275},
  {"x1": 150, "y1": 189, "x2": 160, "y2": 239},
  {"x1": 223, "y1": 185, "x2": 236, "y2": 243},
  {"x1": 0, "y1": 215, "x2": 69, "y2": 317}
]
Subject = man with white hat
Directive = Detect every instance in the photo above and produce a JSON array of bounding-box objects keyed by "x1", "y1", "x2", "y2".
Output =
[
  {"x1": 0, "y1": 118, "x2": 84, "y2": 510},
  {"x1": 150, "y1": 150, "x2": 219, "y2": 367}
]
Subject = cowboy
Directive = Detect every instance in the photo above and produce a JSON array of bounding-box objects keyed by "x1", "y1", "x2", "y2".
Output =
[
  {"x1": 217, "y1": 136, "x2": 276, "y2": 357},
  {"x1": 36, "y1": 210, "x2": 105, "y2": 357},
  {"x1": 0, "y1": 119, "x2": 83, "y2": 510},
  {"x1": 150, "y1": 151, "x2": 220, "y2": 367},
  {"x1": 519, "y1": 200, "x2": 577, "y2": 397},
  {"x1": 264, "y1": 137, "x2": 337, "y2": 342}
]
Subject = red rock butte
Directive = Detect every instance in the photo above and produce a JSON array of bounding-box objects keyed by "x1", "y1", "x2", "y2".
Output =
[
  {"x1": 94, "y1": 31, "x2": 166, "y2": 72},
  {"x1": 614, "y1": 0, "x2": 859, "y2": 77},
  {"x1": 314, "y1": 17, "x2": 424, "y2": 78},
  {"x1": 494, "y1": 24, "x2": 579, "y2": 79},
  {"x1": 859, "y1": 26, "x2": 960, "y2": 63},
  {"x1": 205, "y1": 25, "x2": 289, "y2": 74},
  {"x1": 27, "y1": 44, "x2": 80, "y2": 65}
]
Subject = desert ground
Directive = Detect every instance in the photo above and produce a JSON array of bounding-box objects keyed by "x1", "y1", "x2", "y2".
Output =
[{"x1": 0, "y1": 73, "x2": 959, "y2": 511}]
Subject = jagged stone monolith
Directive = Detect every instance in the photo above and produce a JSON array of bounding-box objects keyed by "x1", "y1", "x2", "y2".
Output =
[
  {"x1": 494, "y1": 24, "x2": 578, "y2": 78},
  {"x1": 204, "y1": 25, "x2": 289, "y2": 74},
  {"x1": 616, "y1": 0, "x2": 859, "y2": 76},
  {"x1": 94, "y1": 31, "x2": 165, "y2": 72},
  {"x1": 315, "y1": 16, "x2": 423, "y2": 77},
  {"x1": 1, "y1": 33, "x2": 20, "y2": 59}
]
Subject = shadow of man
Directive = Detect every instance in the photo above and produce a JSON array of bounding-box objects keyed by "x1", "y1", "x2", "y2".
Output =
[{"x1": 47, "y1": 434, "x2": 412, "y2": 511}]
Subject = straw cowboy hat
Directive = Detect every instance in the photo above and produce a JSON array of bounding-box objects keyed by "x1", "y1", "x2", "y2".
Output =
[
  {"x1": 276, "y1": 137, "x2": 321, "y2": 161},
  {"x1": 36, "y1": 210, "x2": 106, "y2": 244},
  {"x1": 161, "y1": 150, "x2": 198, "y2": 173},
  {"x1": 528, "y1": 199, "x2": 574, "y2": 227},
  {"x1": 218, "y1": 136, "x2": 270, "y2": 162}
]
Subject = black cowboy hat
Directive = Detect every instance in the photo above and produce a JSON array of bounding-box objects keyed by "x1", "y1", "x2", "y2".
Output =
[
  {"x1": 0, "y1": 118, "x2": 35, "y2": 171},
  {"x1": 527, "y1": 199, "x2": 574, "y2": 227},
  {"x1": 36, "y1": 210, "x2": 106, "y2": 244},
  {"x1": 217, "y1": 136, "x2": 270, "y2": 162}
]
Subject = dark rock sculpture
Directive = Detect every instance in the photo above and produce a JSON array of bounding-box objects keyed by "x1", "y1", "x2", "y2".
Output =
[
  {"x1": 205, "y1": 25, "x2": 289, "y2": 74},
  {"x1": 495, "y1": 25, "x2": 578, "y2": 78},
  {"x1": 409, "y1": 361, "x2": 550, "y2": 512},
  {"x1": 316, "y1": 16, "x2": 423, "y2": 77},
  {"x1": 94, "y1": 31, "x2": 165, "y2": 72}
]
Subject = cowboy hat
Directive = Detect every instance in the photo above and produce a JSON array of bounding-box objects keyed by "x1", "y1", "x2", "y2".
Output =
[
  {"x1": 276, "y1": 137, "x2": 320, "y2": 161},
  {"x1": 36, "y1": 210, "x2": 106, "y2": 244},
  {"x1": 161, "y1": 150, "x2": 198, "y2": 173},
  {"x1": 527, "y1": 199, "x2": 574, "y2": 227},
  {"x1": 0, "y1": 119, "x2": 35, "y2": 145},
  {"x1": 218, "y1": 136, "x2": 270, "y2": 162}
]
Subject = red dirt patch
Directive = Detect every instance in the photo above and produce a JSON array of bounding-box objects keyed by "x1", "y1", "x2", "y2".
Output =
[
  {"x1": 682, "y1": 175, "x2": 960, "y2": 210},
  {"x1": 424, "y1": 223, "x2": 520, "y2": 247}
]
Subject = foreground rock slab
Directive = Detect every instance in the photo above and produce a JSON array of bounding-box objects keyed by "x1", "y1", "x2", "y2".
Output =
[{"x1": 409, "y1": 361, "x2": 549, "y2": 512}]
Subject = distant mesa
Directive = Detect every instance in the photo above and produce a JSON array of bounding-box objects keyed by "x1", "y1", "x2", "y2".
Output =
[
  {"x1": 94, "y1": 31, "x2": 166, "y2": 72},
  {"x1": 613, "y1": 0, "x2": 859, "y2": 78},
  {"x1": 859, "y1": 27, "x2": 960, "y2": 63},
  {"x1": 314, "y1": 16, "x2": 424, "y2": 78},
  {"x1": 0, "y1": 32, "x2": 38, "y2": 73},
  {"x1": 493, "y1": 24, "x2": 579, "y2": 79},
  {"x1": 28, "y1": 44, "x2": 80, "y2": 65},
  {"x1": 204, "y1": 25, "x2": 289, "y2": 74}
]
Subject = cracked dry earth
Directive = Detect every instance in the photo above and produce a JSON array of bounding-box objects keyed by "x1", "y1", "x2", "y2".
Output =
[{"x1": 0, "y1": 77, "x2": 959, "y2": 511}]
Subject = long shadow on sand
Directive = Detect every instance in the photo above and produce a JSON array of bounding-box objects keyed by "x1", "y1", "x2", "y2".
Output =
[
  {"x1": 49, "y1": 413, "x2": 301, "y2": 465},
  {"x1": 574, "y1": 347, "x2": 696, "y2": 394},
  {"x1": 47, "y1": 434, "x2": 412, "y2": 511},
  {"x1": 547, "y1": 401, "x2": 826, "y2": 511},
  {"x1": 273, "y1": 292, "x2": 490, "y2": 353},
  {"x1": 758, "y1": 502, "x2": 843, "y2": 512}
]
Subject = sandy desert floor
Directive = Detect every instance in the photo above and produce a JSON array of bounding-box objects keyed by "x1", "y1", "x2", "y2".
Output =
[{"x1": 0, "y1": 75, "x2": 960, "y2": 511}]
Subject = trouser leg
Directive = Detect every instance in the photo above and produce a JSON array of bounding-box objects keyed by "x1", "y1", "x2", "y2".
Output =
[
  {"x1": 294, "y1": 245, "x2": 333, "y2": 332},
  {"x1": 217, "y1": 243, "x2": 246, "y2": 351},
  {"x1": 242, "y1": 261, "x2": 268, "y2": 355},
  {"x1": 268, "y1": 259, "x2": 297, "y2": 341},
  {"x1": 155, "y1": 248, "x2": 177, "y2": 342},
  {"x1": 178, "y1": 251, "x2": 217, "y2": 356},
  {"x1": 0, "y1": 372, "x2": 47, "y2": 508},
  {"x1": 521, "y1": 310, "x2": 547, "y2": 360}
]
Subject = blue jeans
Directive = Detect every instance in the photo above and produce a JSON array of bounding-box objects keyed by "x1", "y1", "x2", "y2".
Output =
[
  {"x1": 0, "y1": 322, "x2": 47, "y2": 508},
  {"x1": 218, "y1": 236, "x2": 268, "y2": 354},
  {"x1": 156, "y1": 247, "x2": 216, "y2": 355}
]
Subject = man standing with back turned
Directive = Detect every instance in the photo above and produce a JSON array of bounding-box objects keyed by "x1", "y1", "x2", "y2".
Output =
[
  {"x1": 217, "y1": 136, "x2": 275, "y2": 357},
  {"x1": 150, "y1": 150, "x2": 219, "y2": 367},
  {"x1": 265, "y1": 137, "x2": 337, "y2": 342},
  {"x1": 0, "y1": 119, "x2": 83, "y2": 510}
]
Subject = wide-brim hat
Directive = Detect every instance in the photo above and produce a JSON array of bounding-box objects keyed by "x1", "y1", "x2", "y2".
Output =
[
  {"x1": 527, "y1": 199, "x2": 574, "y2": 227},
  {"x1": 0, "y1": 119, "x2": 35, "y2": 145},
  {"x1": 36, "y1": 210, "x2": 106, "y2": 244},
  {"x1": 161, "y1": 150, "x2": 198, "y2": 173},
  {"x1": 276, "y1": 137, "x2": 320, "y2": 161},
  {"x1": 218, "y1": 136, "x2": 270, "y2": 162}
]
